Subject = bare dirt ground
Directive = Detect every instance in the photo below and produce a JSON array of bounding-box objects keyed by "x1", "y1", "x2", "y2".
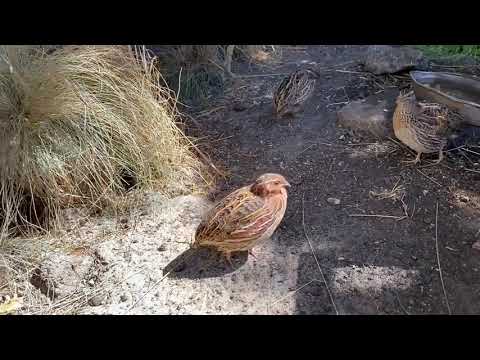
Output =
[
  {"x1": 6, "y1": 45, "x2": 480, "y2": 315},
  {"x1": 177, "y1": 45, "x2": 480, "y2": 314}
]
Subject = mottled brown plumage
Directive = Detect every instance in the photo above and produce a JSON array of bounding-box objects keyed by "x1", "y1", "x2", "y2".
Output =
[
  {"x1": 193, "y1": 173, "x2": 290, "y2": 264},
  {"x1": 393, "y1": 91, "x2": 461, "y2": 164},
  {"x1": 273, "y1": 68, "x2": 319, "y2": 117}
]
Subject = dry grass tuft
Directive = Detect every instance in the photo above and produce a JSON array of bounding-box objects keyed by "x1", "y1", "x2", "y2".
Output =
[
  {"x1": 0, "y1": 238, "x2": 50, "y2": 314},
  {"x1": 0, "y1": 45, "x2": 212, "y2": 245},
  {"x1": 153, "y1": 45, "x2": 280, "y2": 104},
  {"x1": 153, "y1": 45, "x2": 225, "y2": 105}
]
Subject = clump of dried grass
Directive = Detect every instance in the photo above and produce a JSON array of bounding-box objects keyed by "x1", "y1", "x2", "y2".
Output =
[
  {"x1": 0, "y1": 238, "x2": 50, "y2": 314},
  {"x1": 153, "y1": 45, "x2": 280, "y2": 105},
  {"x1": 369, "y1": 180, "x2": 406, "y2": 202},
  {"x1": 370, "y1": 179, "x2": 409, "y2": 218},
  {"x1": 153, "y1": 45, "x2": 225, "y2": 105},
  {"x1": 0, "y1": 45, "x2": 212, "y2": 244}
]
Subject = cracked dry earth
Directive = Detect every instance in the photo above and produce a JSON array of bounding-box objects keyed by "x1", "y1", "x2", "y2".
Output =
[{"x1": 19, "y1": 45, "x2": 480, "y2": 315}]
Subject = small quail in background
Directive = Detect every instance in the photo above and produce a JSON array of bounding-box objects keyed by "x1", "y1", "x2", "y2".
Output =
[
  {"x1": 273, "y1": 68, "x2": 319, "y2": 118},
  {"x1": 393, "y1": 90, "x2": 462, "y2": 164}
]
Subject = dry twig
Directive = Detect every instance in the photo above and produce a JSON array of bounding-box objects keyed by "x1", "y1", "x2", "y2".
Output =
[
  {"x1": 416, "y1": 169, "x2": 442, "y2": 187},
  {"x1": 349, "y1": 214, "x2": 407, "y2": 221},
  {"x1": 302, "y1": 194, "x2": 338, "y2": 315},
  {"x1": 434, "y1": 202, "x2": 452, "y2": 315}
]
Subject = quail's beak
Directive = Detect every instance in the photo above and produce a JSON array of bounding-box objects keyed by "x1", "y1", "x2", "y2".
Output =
[{"x1": 284, "y1": 181, "x2": 291, "y2": 188}]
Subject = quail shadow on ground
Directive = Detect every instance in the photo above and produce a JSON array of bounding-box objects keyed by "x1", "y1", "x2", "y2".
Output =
[{"x1": 163, "y1": 247, "x2": 248, "y2": 280}]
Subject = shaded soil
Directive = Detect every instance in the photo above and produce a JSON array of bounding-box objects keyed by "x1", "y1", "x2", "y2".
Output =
[{"x1": 180, "y1": 45, "x2": 480, "y2": 314}]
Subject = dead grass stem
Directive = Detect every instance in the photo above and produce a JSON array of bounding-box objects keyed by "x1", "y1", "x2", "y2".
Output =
[{"x1": 434, "y1": 202, "x2": 452, "y2": 315}]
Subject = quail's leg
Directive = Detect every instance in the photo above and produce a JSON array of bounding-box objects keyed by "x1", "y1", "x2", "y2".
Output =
[
  {"x1": 190, "y1": 233, "x2": 196, "y2": 248},
  {"x1": 402, "y1": 152, "x2": 422, "y2": 164},
  {"x1": 432, "y1": 150, "x2": 444, "y2": 164},
  {"x1": 223, "y1": 251, "x2": 234, "y2": 267},
  {"x1": 224, "y1": 45, "x2": 236, "y2": 78},
  {"x1": 279, "y1": 107, "x2": 294, "y2": 119}
]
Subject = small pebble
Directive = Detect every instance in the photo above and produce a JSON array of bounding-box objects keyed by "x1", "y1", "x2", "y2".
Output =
[
  {"x1": 411, "y1": 255, "x2": 418, "y2": 261},
  {"x1": 88, "y1": 295, "x2": 103, "y2": 307},
  {"x1": 327, "y1": 197, "x2": 341, "y2": 205},
  {"x1": 422, "y1": 190, "x2": 429, "y2": 196},
  {"x1": 472, "y1": 241, "x2": 480, "y2": 251},
  {"x1": 338, "y1": 257, "x2": 345, "y2": 261},
  {"x1": 119, "y1": 217, "x2": 128, "y2": 224},
  {"x1": 120, "y1": 294, "x2": 128, "y2": 302},
  {"x1": 88, "y1": 279, "x2": 95, "y2": 286},
  {"x1": 157, "y1": 245, "x2": 166, "y2": 252}
]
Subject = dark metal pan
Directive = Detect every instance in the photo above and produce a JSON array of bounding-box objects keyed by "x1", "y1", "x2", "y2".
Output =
[{"x1": 410, "y1": 70, "x2": 480, "y2": 126}]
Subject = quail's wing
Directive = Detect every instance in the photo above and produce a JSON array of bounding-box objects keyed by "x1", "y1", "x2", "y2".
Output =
[
  {"x1": 409, "y1": 103, "x2": 449, "y2": 150},
  {"x1": 415, "y1": 103, "x2": 450, "y2": 133},
  {"x1": 274, "y1": 74, "x2": 293, "y2": 107},
  {"x1": 196, "y1": 187, "x2": 274, "y2": 245},
  {"x1": 290, "y1": 71, "x2": 315, "y2": 105}
]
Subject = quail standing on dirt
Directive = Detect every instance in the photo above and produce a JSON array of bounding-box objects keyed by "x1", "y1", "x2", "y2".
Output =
[
  {"x1": 393, "y1": 90, "x2": 462, "y2": 164},
  {"x1": 273, "y1": 68, "x2": 319, "y2": 118},
  {"x1": 193, "y1": 173, "x2": 290, "y2": 265}
]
